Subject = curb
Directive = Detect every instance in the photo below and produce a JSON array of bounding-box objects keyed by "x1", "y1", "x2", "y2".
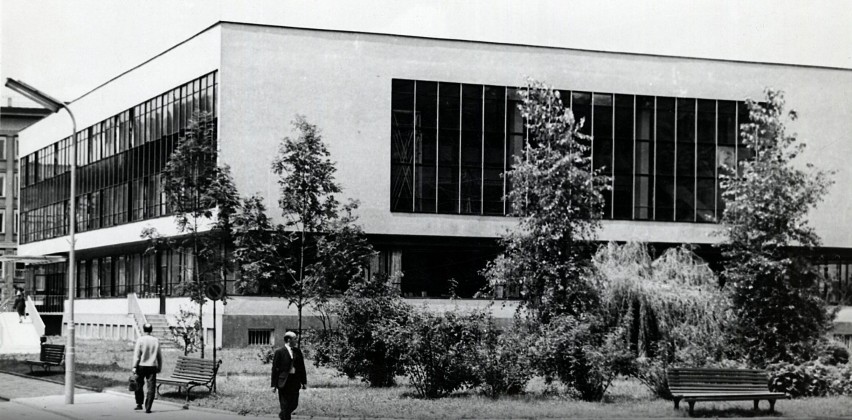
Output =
[
  {"x1": 104, "y1": 389, "x2": 278, "y2": 418},
  {"x1": 0, "y1": 369, "x2": 102, "y2": 393}
]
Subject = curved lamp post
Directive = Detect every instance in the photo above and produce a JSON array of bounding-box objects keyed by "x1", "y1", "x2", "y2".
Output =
[{"x1": 5, "y1": 78, "x2": 77, "y2": 404}]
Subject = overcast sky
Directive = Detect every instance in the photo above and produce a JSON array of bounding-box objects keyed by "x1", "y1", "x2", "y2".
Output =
[{"x1": 2, "y1": 0, "x2": 850, "y2": 107}]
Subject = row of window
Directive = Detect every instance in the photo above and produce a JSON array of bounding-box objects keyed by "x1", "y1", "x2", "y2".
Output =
[
  {"x1": 33, "y1": 248, "x2": 198, "y2": 301},
  {"x1": 19, "y1": 72, "x2": 217, "y2": 244},
  {"x1": 390, "y1": 79, "x2": 752, "y2": 222}
]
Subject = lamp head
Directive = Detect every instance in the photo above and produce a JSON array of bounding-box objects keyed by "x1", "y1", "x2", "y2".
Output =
[{"x1": 5, "y1": 78, "x2": 64, "y2": 113}]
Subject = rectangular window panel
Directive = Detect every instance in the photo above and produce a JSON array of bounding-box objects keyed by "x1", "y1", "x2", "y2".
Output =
[
  {"x1": 634, "y1": 96, "x2": 654, "y2": 220},
  {"x1": 460, "y1": 84, "x2": 483, "y2": 214},
  {"x1": 676, "y1": 98, "x2": 696, "y2": 222},
  {"x1": 593, "y1": 93, "x2": 613, "y2": 217},
  {"x1": 438, "y1": 83, "x2": 460, "y2": 213},
  {"x1": 505, "y1": 88, "x2": 525, "y2": 214},
  {"x1": 414, "y1": 81, "x2": 437, "y2": 213},
  {"x1": 696, "y1": 98, "x2": 716, "y2": 222},
  {"x1": 390, "y1": 79, "x2": 415, "y2": 212},
  {"x1": 655, "y1": 97, "x2": 675, "y2": 221},
  {"x1": 483, "y1": 85, "x2": 506, "y2": 215},
  {"x1": 612, "y1": 94, "x2": 633, "y2": 219}
]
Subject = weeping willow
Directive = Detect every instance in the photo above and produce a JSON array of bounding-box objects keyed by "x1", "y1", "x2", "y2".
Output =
[{"x1": 595, "y1": 242, "x2": 733, "y2": 363}]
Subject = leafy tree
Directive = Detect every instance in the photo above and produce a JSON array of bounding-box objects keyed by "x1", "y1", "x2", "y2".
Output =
[
  {"x1": 484, "y1": 80, "x2": 609, "y2": 322},
  {"x1": 719, "y1": 89, "x2": 834, "y2": 365},
  {"x1": 149, "y1": 111, "x2": 241, "y2": 358},
  {"x1": 233, "y1": 116, "x2": 374, "y2": 346}
]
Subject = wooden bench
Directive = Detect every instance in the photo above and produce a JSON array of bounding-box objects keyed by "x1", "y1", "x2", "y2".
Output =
[
  {"x1": 668, "y1": 367, "x2": 788, "y2": 415},
  {"x1": 23, "y1": 344, "x2": 65, "y2": 373},
  {"x1": 156, "y1": 356, "x2": 221, "y2": 404}
]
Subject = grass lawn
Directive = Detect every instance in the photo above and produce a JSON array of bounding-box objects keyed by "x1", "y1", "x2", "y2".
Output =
[{"x1": 2, "y1": 338, "x2": 850, "y2": 418}]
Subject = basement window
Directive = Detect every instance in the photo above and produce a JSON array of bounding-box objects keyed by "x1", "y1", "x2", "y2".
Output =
[{"x1": 248, "y1": 329, "x2": 273, "y2": 346}]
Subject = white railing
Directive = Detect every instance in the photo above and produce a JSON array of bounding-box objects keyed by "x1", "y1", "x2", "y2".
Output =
[
  {"x1": 25, "y1": 296, "x2": 45, "y2": 336},
  {"x1": 127, "y1": 293, "x2": 148, "y2": 339}
]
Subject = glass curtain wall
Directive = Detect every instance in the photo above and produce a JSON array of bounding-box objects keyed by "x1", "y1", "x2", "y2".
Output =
[
  {"x1": 390, "y1": 78, "x2": 752, "y2": 223},
  {"x1": 20, "y1": 72, "x2": 217, "y2": 244}
]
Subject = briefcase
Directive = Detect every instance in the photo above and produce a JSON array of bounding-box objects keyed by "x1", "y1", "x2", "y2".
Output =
[{"x1": 129, "y1": 374, "x2": 139, "y2": 392}]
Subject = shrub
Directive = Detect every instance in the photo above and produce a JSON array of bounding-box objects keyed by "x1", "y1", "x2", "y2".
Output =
[
  {"x1": 170, "y1": 307, "x2": 202, "y2": 356},
  {"x1": 332, "y1": 273, "x2": 413, "y2": 387},
  {"x1": 818, "y1": 339, "x2": 850, "y2": 366},
  {"x1": 531, "y1": 314, "x2": 632, "y2": 401},
  {"x1": 473, "y1": 318, "x2": 533, "y2": 398},
  {"x1": 390, "y1": 309, "x2": 487, "y2": 398},
  {"x1": 632, "y1": 357, "x2": 671, "y2": 400},
  {"x1": 304, "y1": 327, "x2": 342, "y2": 368},
  {"x1": 257, "y1": 345, "x2": 275, "y2": 365},
  {"x1": 768, "y1": 360, "x2": 852, "y2": 397}
]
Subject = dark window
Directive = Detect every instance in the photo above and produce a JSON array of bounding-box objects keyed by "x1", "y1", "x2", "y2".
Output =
[
  {"x1": 612, "y1": 94, "x2": 633, "y2": 219},
  {"x1": 415, "y1": 81, "x2": 437, "y2": 213},
  {"x1": 460, "y1": 84, "x2": 483, "y2": 214},
  {"x1": 438, "y1": 83, "x2": 461, "y2": 213},
  {"x1": 634, "y1": 96, "x2": 655, "y2": 220},
  {"x1": 483, "y1": 86, "x2": 506, "y2": 215},
  {"x1": 505, "y1": 87, "x2": 525, "y2": 214},
  {"x1": 655, "y1": 97, "x2": 675, "y2": 221},
  {"x1": 390, "y1": 79, "x2": 415, "y2": 212},
  {"x1": 676, "y1": 98, "x2": 696, "y2": 222},
  {"x1": 593, "y1": 93, "x2": 613, "y2": 217},
  {"x1": 248, "y1": 329, "x2": 273, "y2": 346},
  {"x1": 696, "y1": 99, "x2": 716, "y2": 222}
]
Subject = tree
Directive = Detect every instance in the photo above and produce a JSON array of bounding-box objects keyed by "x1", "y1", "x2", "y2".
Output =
[
  {"x1": 484, "y1": 80, "x2": 610, "y2": 322},
  {"x1": 719, "y1": 89, "x2": 834, "y2": 365},
  {"x1": 234, "y1": 116, "x2": 374, "y2": 346},
  {"x1": 150, "y1": 111, "x2": 241, "y2": 359}
]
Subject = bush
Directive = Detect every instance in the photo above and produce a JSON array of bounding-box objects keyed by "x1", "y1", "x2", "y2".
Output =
[
  {"x1": 768, "y1": 360, "x2": 852, "y2": 397},
  {"x1": 531, "y1": 314, "x2": 632, "y2": 401},
  {"x1": 390, "y1": 309, "x2": 487, "y2": 398},
  {"x1": 632, "y1": 357, "x2": 671, "y2": 400},
  {"x1": 473, "y1": 318, "x2": 533, "y2": 398},
  {"x1": 331, "y1": 274, "x2": 413, "y2": 387},
  {"x1": 818, "y1": 339, "x2": 851, "y2": 366},
  {"x1": 304, "y1": 328, "x2": 342, "y2": 368},
  {"x1": 257, "y1": 345, "x2": 275, "y2": 364}
]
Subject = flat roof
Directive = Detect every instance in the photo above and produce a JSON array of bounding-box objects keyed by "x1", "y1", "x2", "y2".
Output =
[{"x1": 71, "y1": 20, "x2": 852, "y2": 105}]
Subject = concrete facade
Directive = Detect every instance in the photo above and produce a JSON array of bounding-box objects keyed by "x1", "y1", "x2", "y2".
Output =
[{"x1": 0, "y1": 105, "x2": 49, "y2": 306}]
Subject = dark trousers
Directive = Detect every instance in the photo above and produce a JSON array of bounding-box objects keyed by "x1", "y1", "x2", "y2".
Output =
[
  {"x1": 134, "y1": 366, "x2": 157, "y2": 412},
  {"x1": 277, "y1": 378, "x2": 301, "y2": 420}
]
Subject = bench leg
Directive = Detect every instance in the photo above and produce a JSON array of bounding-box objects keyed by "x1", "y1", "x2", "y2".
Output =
[
  {"x1": 754, "y1": 400, "x2": 759, "y2": 411},
  {"x1": 673, "y1": 398, "x2": 680, "y2": 409},
  {"x1": 688, "y1": 401, "x2": 695, "y2": 416},
  {"x1": 769, "y1": 399, "x2": 776, "y2": 413}
]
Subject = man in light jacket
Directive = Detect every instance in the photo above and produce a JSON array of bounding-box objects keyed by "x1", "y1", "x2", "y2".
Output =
[{"x1": 133, "y1": 323, "x2": 162, "y2": 413}]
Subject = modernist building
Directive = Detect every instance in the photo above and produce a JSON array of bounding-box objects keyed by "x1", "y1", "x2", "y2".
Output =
[
  {"x1": 0, "y1": 103, "x2": 49, "y2": 307},
  {"x1": 16, "y1": 22, "x2": 852, "y2": 346}
]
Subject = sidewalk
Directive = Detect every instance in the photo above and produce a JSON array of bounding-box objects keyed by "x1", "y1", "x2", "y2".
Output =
[{"x1": 0, "y1": 372, "x2": 278, "y2": 420}]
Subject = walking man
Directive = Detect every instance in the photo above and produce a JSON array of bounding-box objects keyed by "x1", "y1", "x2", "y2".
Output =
[
  {"x1": 132, "y1": 323, "x2": 162, "y2": 414},
  {"x1": 271, "y1": 331, "x2": 307, "y2": 420}
]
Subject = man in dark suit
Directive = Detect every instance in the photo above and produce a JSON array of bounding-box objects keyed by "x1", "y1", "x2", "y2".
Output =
[{"x1": 271, "y1": 331, "x2": 307, "y2": 420}]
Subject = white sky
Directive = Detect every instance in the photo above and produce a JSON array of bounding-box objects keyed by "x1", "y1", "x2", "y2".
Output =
[{"x1": 1, "y1": 0, "x2": 851, "y2": 107}]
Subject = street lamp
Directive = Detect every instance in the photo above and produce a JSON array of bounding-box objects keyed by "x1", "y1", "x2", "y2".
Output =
[{"x1": 5, "y1": 78, "x2": 77, "y2": 404}]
